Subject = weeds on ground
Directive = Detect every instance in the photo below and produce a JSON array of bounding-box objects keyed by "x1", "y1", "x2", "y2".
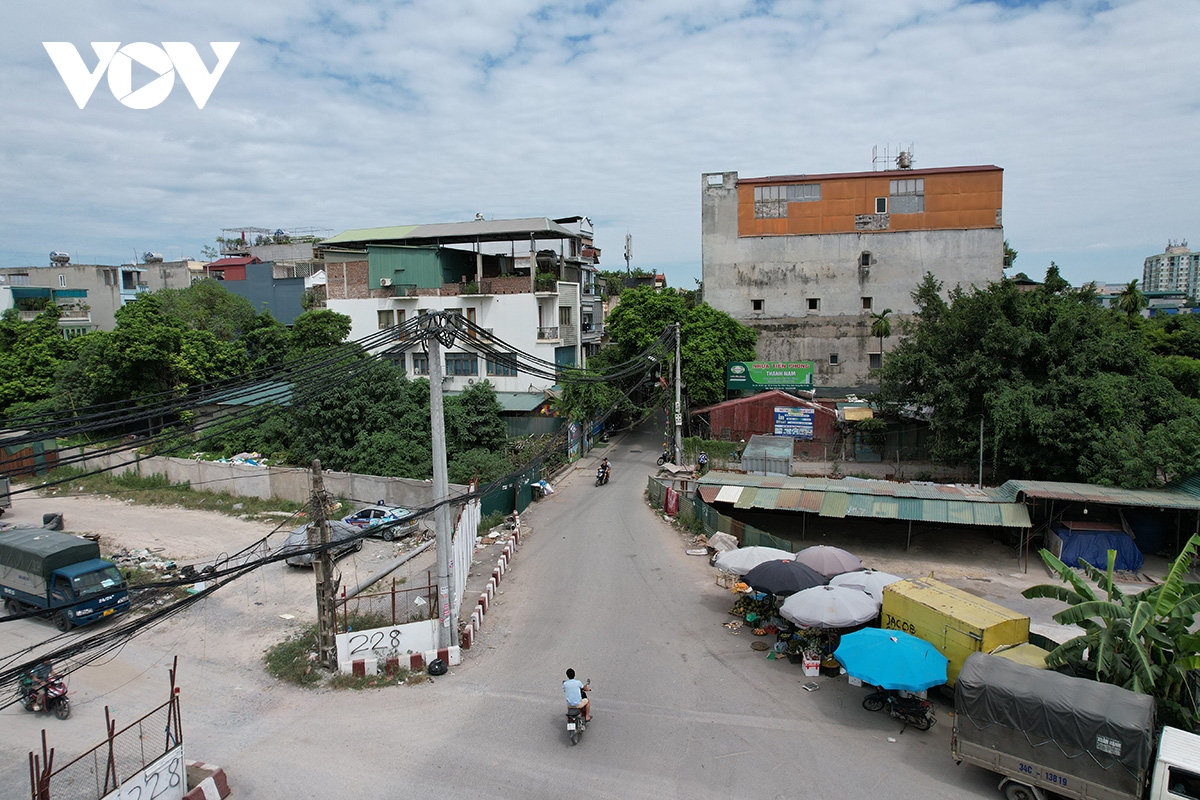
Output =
[
  {"x1": 265, "y1": 613, "x2": 435, "y2": 690},
  {"x1": 478, "y1": 511, "x2": 506, "y2": 534},
  {"x1": 40, "y1": 466, "x2": 307, "y2": 520}
]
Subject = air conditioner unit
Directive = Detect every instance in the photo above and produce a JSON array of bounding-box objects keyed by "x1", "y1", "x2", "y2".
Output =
[
  {"x1": 380, "y1": 278, "x2": 393, "y2": 287},
  {"x1": 467, "y1": 378, "x2": 476, "y2": 386}
]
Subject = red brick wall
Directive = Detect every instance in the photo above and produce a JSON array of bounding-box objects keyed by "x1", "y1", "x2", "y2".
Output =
[{"x1": 325, "y1": 261, "x2": 370, "y2": 299}]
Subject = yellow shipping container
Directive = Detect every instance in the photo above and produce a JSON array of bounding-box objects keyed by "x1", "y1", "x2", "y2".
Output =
[{"x1": 880, "y1": 577, "x2": 1029, "y2": 686}]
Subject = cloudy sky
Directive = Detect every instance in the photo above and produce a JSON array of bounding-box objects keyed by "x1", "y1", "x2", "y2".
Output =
[{"x1": 3, "y1": 0, "x2": 1197, "y2": 289}]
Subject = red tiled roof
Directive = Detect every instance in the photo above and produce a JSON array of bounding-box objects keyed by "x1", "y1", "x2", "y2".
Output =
[{"x1": 204, "y1": 256, "x2": 261, "y2": 268}]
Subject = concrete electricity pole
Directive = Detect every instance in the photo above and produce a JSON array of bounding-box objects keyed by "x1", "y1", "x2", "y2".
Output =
[
  {"x1": 309, "y1": 460, "x2": 338, "y2": 670},
  {"x1": 674, "y1": 321, "x2": 683, "y2": 463},
  {"x1": 424, "y1": 315, "x2": 458, "y2": 649}
]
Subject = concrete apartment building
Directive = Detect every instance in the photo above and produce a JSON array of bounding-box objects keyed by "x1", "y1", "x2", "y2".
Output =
[
  {"x1": 701, "y1": 163, "x2": 1005, "y2": 392},
  {"x1": 0, "y1": 255, "x2": 201, "y2": 336},
  {"x1": 1142, "y1": 240, "x2": 1199, "y2": 300},
  {"x1": 321, "y1": 216, "x2": 606, "y2": 411}
]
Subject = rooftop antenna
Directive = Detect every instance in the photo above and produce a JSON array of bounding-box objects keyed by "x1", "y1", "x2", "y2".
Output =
[
  {"x1": 624, "y1": 233, "x2": 632, "y2": 276},
  {"x1": 872, "y1": 144, "x2": 915, "y2": 171}
]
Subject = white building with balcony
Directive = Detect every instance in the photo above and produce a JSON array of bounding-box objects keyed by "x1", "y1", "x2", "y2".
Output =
[{"x1": 321, "y1": 216, "x2": 607, "y2": 409}]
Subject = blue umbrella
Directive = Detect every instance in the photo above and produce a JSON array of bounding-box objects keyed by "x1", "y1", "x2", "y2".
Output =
[{"x1": 833, "y1": 628, "x2": 949, "y2": 692}]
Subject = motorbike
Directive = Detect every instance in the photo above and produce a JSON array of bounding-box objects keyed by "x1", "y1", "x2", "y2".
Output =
[
  {"x1": 566, "y1": 681, "x2": 592, "y2": 745},
  {"x1": 656, "y1": 448, "x2": 674, "y2": 466},
  {"x1": 566, "y1": 705, "x2": 587, "y2": 745},
  {"x1": 595, "y1": 466, "x2": 610, "y2": 486},
  {"x1": 16, "y1": 676, "x2": 71, "y2": 720},
  {"x1": 861, "y1": 688, "x2": 934, "y2": 731}
]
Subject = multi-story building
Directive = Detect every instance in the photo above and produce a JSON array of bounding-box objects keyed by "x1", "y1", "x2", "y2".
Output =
[
  {"x1": 202, "y1": 256, "x2": 306, "y2": 324},
  {"x1": 0, "y1": 255, "x2": 201, "y2": 336},
  {"x1": 1142, "y1": 240, "x2": 1199, "y2": 299},
  {"x1": 320, "y1": 216, "x2": 605, "y2": 406},
  {"x1": 701, "y1": 163, "x2": 1005, "y2": 391}
]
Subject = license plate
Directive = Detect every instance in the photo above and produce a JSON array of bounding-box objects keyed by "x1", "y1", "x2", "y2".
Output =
[
  {"x1": 103, "y1": 609, "x2": 114, "y2": 616},
  {"x1": 567, "y1": 723, "x2": 576, "y2": 731}
]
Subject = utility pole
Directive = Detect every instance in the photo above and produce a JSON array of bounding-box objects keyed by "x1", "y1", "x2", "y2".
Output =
[
  {"x1": 309, "y1": 460, "x2": 338, "y2": 670},
  {"x1": 674, "y1": 322, "x2": 683, "y2": 464},
  {"x1": 978, "y1": 414, "x2": 985, "y2": 489},
  {"x1": 426, "y1": 323, "x2": 457, "y2": 648}
]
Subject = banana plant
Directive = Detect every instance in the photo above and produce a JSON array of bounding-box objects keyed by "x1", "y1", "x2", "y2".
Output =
[{"x1": 1022, "y1": 533, "x2": 1200, "y2": 729}]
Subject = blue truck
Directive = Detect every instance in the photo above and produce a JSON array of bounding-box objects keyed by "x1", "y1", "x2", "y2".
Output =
[{"x1": 0, "y1": 528, "x2": 130, "y2": 630}]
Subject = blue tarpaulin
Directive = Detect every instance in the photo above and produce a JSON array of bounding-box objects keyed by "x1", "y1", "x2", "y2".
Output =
[{"x1": 1053, "y1": 527, "x2": 1144, "y2": 572}]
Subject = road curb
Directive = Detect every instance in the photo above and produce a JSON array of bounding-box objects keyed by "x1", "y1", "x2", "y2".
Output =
[
  {"x1": 184, "y1": 761, "x2": 229, "y2": 800},
  {"x1": 461, "y1": 520, "x2": 522, "y2": 649}
]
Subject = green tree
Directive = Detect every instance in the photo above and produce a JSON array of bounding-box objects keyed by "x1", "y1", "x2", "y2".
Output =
[
  {"x1": 444, "y1": 380, "x2": 507, "y2": 455},
  {"x1": 869, "y1": 308, "x2": 893, "y2": 361},
  {"x1": 156, "y1": 279, "x2": 260, "y2": 341},
  {"x1": 874, "y1": 267, "x2": 1200, "y2": 485},
  {"x1": 0, "y1": 305, "x2": 78, "y2": 417},
  {"x1": 1116, "y1": 279, "x2": 1148, "y2": 325},
  {"x1": 1021, "y1": 535, "x2": 1200, "y2": 729},
  {"x1": 1003, "y1": 239, "x2": 1018, "y2": 268},
  {"x1": 291, "y1": 309, "x2": 352, "y2": 351},
  {"x1": 603, "y1": 286, "x2": 757, "y2": 407}
]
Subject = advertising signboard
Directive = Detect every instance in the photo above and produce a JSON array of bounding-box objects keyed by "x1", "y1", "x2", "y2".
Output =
[
  {"x1": 773, "y1": 407, "x2": 814, "y2": 439},
  {"x1": 726, "y1": 361, "x2": 815, "y2": 391}
]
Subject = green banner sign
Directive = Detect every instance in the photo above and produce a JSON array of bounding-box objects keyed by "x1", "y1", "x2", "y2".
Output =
[{"x1": 726, "y1": 361, "x2": 815, "y2": 391}]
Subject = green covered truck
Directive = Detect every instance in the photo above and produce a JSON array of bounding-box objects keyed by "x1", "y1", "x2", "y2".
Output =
[{"x1": 0, "y1": 528, "x2": 130, "y2": 630}]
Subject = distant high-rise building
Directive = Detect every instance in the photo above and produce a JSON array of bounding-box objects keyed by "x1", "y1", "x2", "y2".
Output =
[{"x1": 1142, "y1": 240, "x2": 1200, "y2": 299}]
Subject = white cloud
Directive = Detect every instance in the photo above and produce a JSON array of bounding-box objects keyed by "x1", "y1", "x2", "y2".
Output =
[{"x1": 1, "y1": 0, "x2": 1197, "y2": 286}]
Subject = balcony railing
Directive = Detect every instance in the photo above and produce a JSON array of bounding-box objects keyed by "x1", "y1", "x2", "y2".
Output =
[
  {"x1": 18, "y1": 309, "x2": 91, "y2": 323},
  {"x1": 391, "y1": 284, "x2": 419, "y2": 297},
  {"x1": 459, "y1": 280, "x2": 493, "y2": 295},
  {"x1": 537, "y1": 326, "x2": 560, "y2": 341}
]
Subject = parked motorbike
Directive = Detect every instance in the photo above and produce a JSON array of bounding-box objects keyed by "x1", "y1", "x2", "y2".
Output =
[
  {"x1": 861, "y1": 688, "x2": 934, "y2": 731},
  {"x1": 656, "y1": 448, "x2": 675, "y2": 466},
  {"x1": 595, "y1": 466, "x2": 610, "y2": 486},
  {"x1": 16, "y1": 677, "x2": 70, "y2": 720}
]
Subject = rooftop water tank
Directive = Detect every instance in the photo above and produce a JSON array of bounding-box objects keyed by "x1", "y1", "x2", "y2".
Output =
[
  {"x1": 49, "y1": 251, "x2": 70, "y2": 264},
  {"x1": 143, "y1": 252, "x2": 164, "y2": 263}
]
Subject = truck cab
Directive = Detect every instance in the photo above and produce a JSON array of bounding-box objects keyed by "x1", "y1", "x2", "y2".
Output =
[
  {"x1": 49, "y1": 559, "x2": 131, "y2": 627},
  {"x1": 1149, "y1": 727, "x2": 1200, "y2": 800}
]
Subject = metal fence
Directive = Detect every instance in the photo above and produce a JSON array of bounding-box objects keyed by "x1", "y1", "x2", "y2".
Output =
[
  {"x1": 31, "y1": 678, "x2": 182, "y2": 800},
  {"x1": 335, "y1": 574, "x2": 437, "y2": 634}
]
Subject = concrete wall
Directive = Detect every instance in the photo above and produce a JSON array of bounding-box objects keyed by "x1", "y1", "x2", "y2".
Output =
[
  {"x1": 64, "y1": 448, "x2": 466, "y2": 506},
  {"x1": 701, "y1": 171, "x2": 1004, "y2": 391}
]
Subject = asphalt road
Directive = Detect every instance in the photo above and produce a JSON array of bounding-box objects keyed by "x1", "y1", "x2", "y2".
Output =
[{"x1": 0, "y1": 423, "x2": 1006, "y2": 799}]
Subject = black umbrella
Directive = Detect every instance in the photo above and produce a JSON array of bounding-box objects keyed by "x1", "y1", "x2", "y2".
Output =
[{"x1": 742, "y1": 559, "x2": 828, "y2": 596}]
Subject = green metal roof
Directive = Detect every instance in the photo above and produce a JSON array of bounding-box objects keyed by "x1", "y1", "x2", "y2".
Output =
[
  {"x1": 697, "y1": 473, "x2": 1031, "y2": 528},
  {"x1": 996, "y1": 479, "x2": 1200, "y2": 511},
  {"x1": 321, "y1": 225, "x2": 420, "y2": 245}
]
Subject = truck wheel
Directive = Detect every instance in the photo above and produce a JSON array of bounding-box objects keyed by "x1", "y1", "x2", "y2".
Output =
[
  {"x1": 52, "y1": 612, "x2": 71, "y2": 632},
  {"x1": 4, "y1": 599, "x2": 18, "y2": 616},
  {"x1": 1003, "y1": 782, "x2": 1036, "y2": 800}
]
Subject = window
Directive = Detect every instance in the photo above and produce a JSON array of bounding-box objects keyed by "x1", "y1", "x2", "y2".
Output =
[
  {"x1": 10, "y1": 274, "x2": 29, "y2": 286},
  {"x1": 753, "y1": 185, "x2": 787, "y2": 218},
  {"x1": 1167, "y1": 766, "x2": 1200, "y2": 799},
  {"x1": 411, "y1": 352, "x2": 429, "y2": 375},
  {"x1": 829, "y1": 353, "x2": 839, "y2": 366},
  {"x1": 487, "y1": 357, "x2": 518, "y2": 377},
  {"x1": 869, "y1": 353, "x2": 882, "y2": 370},
  {"x1": 786, "y1": 184, "x2": 821, "y2": 202},
  {"x1": 559, "y1": 306, "x2": 572, "y2": 325},
  {"x1": 377, "y1": 310, "x2": 394, "y2": 329},
  {"x1": 860, "y1": 252, "x2": 871, "y2": 267},
  {"x1": 862, "y1": 297, "x2": 873, "y2": 311},
  {"x1": 754, "y1": 183, "x2": 821, "y2": 218},
  {"x1": 807, "y1": 298, "x2": 820, "y2": 312},
  {"x1": 875, "y1": 197, "x2": 888, "y2": 214},
  {"x1": 58, "y1": 274, "x2": 66, "y2": 287},
  {"x1": 445, "y1": 353, "x2": 479, "y2": 376},
  {"x1": 102, "y1": 269, "x2": 113, "y2": 286},
  {"x1": 397, "y1": 309, "x2": 405, "y2": 327},
  {"x1": 752, "y1": 299, "x2": 764, "y2": 311},
  {"x1": 889, "y1": 177, "x2": 925, "y2": 214}
]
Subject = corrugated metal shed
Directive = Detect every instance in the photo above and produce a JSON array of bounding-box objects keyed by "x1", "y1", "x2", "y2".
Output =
[
  {"x1": 997, "y1": 479, "x2": 1200, "y2": 511},
  {"x1": 696, "y1": 473, "x2": 1030, "y2": 528}
]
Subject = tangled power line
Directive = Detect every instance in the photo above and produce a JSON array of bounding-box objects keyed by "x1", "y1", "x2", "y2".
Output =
[{"x1": 0, "y1": 313, "x2": 678, "y2": 695}]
